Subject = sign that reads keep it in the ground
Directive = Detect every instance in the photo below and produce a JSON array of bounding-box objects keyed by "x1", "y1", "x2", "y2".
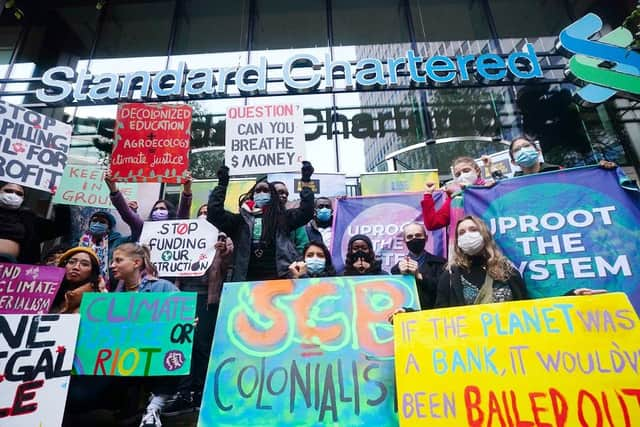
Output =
[{"x1": 225, "y1": 104, "x2": 305, "y2": 176}]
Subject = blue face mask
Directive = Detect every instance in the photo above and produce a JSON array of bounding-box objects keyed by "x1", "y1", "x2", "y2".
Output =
[
  {"x1": 89, "y1": 221, "x2": 108, "y2": 236},
  {"x1": 253, "y1": 192, "x2": 271, "y2": 208},
  {"x1": 305, "y1": 257, "x2": 326, "y2": 275},
  {"x1": 515, "y1": 148, "x2": 540, "y2": 168},
  {"x1": 151, "y1": 209, "x2": 169, "y2": 221},
  {"x1": 316, "y1": 207, "x2": 332, "y2": 223}
]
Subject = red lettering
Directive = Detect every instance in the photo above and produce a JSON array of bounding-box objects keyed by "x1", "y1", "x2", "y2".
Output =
[
  {"x1": 616, "y1": 392, "x2": 632, "y2": 427},
  {"x1": 528, "y1": 392, "x2": 551, "y2": 427},
  {"x1": 549, "y1": 388, "x2": 567, "y2": 427},
  {"x1": 621, "y1": 388, "x2": 640, "y2": 406},
  {"x1": 488, "y1": 391, "x2": 507, "y2": 427},
  {"x1": 509, "y1": 390, "x2": 534, "y2": 427},
  {"x1": 464, "y1": 385, "x2": 484, "y2": 427},
  {"x1": 94, "y1": 349, "x2": 112, "y2": 375},
  {"x1": 577, "y1": 390, "x2": 603, "y2": 427}
]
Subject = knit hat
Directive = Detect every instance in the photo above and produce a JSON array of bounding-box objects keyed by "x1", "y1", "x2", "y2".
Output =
[
  {"x1": 348, "y1": 234, "x2": 373, "y2": 252},
  {"x1": 58, "y1": 246, "x2": 100, "y2": 267}
]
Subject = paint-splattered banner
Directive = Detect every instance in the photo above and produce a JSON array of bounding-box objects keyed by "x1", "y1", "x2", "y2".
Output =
[
  {"x1": 0, "y1": 314, "x2": 80, "y2": 427},
  {"x1": 394, "y1": 293, "x2": 640, "y2": 426},
  {"x1": 74, "y1": 292, "x2": 196, "y2": 376},
  {"x1": 0, "y1": 263, "x2": 64, "y2": 315},
  {"x1": 198, "y1": 275, "x2": 419, "y2": 427}
]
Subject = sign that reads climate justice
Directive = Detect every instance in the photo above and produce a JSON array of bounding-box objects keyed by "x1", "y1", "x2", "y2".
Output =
[{"x1": 225, "y1": 104, "x2": 305, "y2": 175}]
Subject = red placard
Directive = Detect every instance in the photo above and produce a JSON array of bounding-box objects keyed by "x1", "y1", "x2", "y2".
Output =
[{"x1": 110, "y1": 103, "x2": 192, "y2": 183}]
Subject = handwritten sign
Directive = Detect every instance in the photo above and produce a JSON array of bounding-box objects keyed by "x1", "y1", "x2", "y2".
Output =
[
  {"x1": 225, "y1": 104, "x2": 305, "y2": 175},
  {"x1": 111, "y1": 103, "x2": 192, "y2": 183},
  {"x1": 394, "y1": 293, "x2": 640, "y2": 426},
  {"x1": 0, "y1": 100, "x2": 72, "y2": 192},
  {"x1": 0, "y1": 314, "x2": 80, "y2": 427},
  {"x1": 360, "y1": 170, "x2": 439, "y2": 195},
  {"x1": 53, "y1": 164, "x2": 138, "y2": 208},
  {"x1": 0, "y1": 263, "x2": 64, "y2": 314},
  {"x1": 74, "y1": 292, "x2": 196, "y2": 376},
  {"x1": 198, "y1": 275, "x2": 419, "y2": 426},
  {"x1": 140, "y1": 219, "x2": 219, "y2": 277}
]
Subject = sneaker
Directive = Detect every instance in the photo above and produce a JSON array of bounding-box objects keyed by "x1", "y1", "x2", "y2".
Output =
[
  {"x1": 161, "y1": 392, "x2": 197, "y2": 417},
  {"x1": 139, "y1": 408, "x2": 162, "y2": 427}
]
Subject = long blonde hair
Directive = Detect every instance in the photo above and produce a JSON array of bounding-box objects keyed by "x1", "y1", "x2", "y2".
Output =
[
  {"x1": 113, "y1": 243, "x2": 158, "y2": 278},
  {"x1": 449, "y1": 215, "x2": 514, "y2": 282}
]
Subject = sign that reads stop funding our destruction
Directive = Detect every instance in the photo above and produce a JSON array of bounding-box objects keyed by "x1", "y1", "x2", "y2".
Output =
[{"x1": 225, "y1": 104, "x2": 305, "y2": 175}]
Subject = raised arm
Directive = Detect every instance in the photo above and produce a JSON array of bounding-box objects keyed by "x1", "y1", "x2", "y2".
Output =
[
  {"x1": 105, "y1": 170, "x2": 144, "y2": 240},
  {"x1": 207, "y1": 166, "x2": 241, "y2": 235}
]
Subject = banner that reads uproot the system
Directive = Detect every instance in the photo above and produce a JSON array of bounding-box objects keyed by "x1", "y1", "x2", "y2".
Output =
[
  {"x1": 394, "y1": 293, "x2": 640, "y2": 426},
  {"x1": 464, "y1": 167, "x2": 640, "y2": 310},
  {"x1": 74, "y1": 292, "x2": 196, "y2": 376},
  {"x1": 198, "y1": 275, "x2": 419, "y2": 427}
]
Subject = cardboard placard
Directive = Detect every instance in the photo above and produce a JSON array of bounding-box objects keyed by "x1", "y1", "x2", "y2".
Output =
[
  {"x1": 0, "y1": 263, "x2": 64, "y2": 314},
  {"x1": 360, "y1": 170, "x2": 439, "y2": 196},
  {"x1": 53, "y1": 164, "x2": 138, "y2": 208}
]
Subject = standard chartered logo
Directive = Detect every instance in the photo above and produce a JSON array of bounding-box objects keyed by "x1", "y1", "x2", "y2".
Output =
[{"x1": 559, "y1": 13, "x2": 640, "y2": 104}]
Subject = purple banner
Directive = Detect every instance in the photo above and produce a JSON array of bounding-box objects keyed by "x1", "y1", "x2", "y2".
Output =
[
  {"x1": 331, "y1": 192, "x2": 446, "y2": 273},
  {"x1": 0, "y1": 263, "x2": 64, "y2": 314}
]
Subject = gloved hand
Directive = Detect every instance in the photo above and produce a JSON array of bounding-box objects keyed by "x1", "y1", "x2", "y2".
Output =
[
  {"x1": 301, "y1": 161, "x2": 314, "y2": 182},
  {"x1": 217, "y1": 165, "x2": 230, "y2": 186}
]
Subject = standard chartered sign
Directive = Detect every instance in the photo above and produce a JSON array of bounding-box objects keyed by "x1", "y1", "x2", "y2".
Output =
[{"x1": 36, "y1": 45, "x2": 542, "y2": 104}]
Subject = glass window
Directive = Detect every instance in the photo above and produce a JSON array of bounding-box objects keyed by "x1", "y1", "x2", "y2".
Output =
[
  {"x1": 332, "y1": 0, "x2": 410, "y2": 46},
  {"x1": 410, "y1": 0, "x2": 491, "y2": 43},
  {"x1": 489, "y1": 0, "x2": 572, "y2": 37},
  {"x1": 253, "y1": 0, "x2": 327, "y2": 50},
  {"x1": 0, "y1": 12, "x2": 21, "y2": 65}
]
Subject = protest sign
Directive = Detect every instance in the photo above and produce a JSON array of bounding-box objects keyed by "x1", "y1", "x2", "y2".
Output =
[
  {"x1": 74, "y1": 292, "x2": 197, "y2": 376},
  {"x1": 0, "y1": 100, "x2": 72, "y2": 192},
  {"x1": 140, "y1": 219, "x2": 218, "y2": 277},
  {"x1": 267, "y1": 172, "x2": 346, "y2": 201},
  {"x1": 0, "y1": 314, "x2": 80, "y2": 427},
  {"x1": 53, "y1": 164, "x2": 138, "y2": 208},
  {"x1": 110, "y1": 103, "x2": 192, "y2": 183},
  {"x1": 464, "y1": 167, "x2": 640, "y2": 311},
  {"x1": 225, "y1": 104, "x2": 305, "y2": 175},
  {"x1": 0, "y1": 263, "x2": 64, "y2": 314},
  {"x1": 394, "y1": 293, "x2": 640, "y2": 426},
  {"x1": 198, "y1": 275, "x2": 419, "y2": 427},
  {"x1": 474, "y1": 149, "x2": 520, "y2": 179},
  {"x1": 360, "y1": 170, "x2": 439, "y2": 196},
  {"x1": 331, "y1": 193, "x2": 446, "y2": 272}
]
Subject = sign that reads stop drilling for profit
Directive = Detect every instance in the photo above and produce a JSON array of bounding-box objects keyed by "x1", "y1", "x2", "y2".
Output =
[{"x1": 225, "y1": 104, "x2": 306, "y2": 176}]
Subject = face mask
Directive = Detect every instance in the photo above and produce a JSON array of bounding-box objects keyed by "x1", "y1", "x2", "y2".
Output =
[
  {"x1": 253, "y1": 193, "x2": 271, "y2": 208},
  {"x1": 458, "y1": 231, "x2": 485, "y2": 255},
  {"x1": 406, "y1": 238, "x2": 426, "y2": 254},
  {"x1": 198, "y1": 214, "x2": 207, "y2": 220},
  {"x1": 151, "y1": 209, "x2": 169, "y2": 221},
  {"x1": 316, "y1": 208, "x2": 332, "y2": 223},
  {"x1": 305, "y1": 257, "x2": 326, "y2": 274},
  {"x1": 515, "y1": 148, "x2": 540, "y2": 168},
  {"x1": 0, "y1": 192, "x2": 23, "y2": 209},
  {"x1": 456, "y1": 171, "x2": 477, "y2": 186},
  {"x1": 89, "y1": 221, "x2": 108, "y2": 236}
]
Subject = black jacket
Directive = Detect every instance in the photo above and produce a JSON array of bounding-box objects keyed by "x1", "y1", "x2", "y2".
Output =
[
  {"x1": 391, "y1": 252, "x2": 446, "y2": 309},
  {"x1": 207, "y1": 184, "x2": 314, "y2": 281}
]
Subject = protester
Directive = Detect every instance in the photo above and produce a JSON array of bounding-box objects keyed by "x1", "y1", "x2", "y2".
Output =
[
  {"x1": 343, "y1": 234, "x2": 388, "y2": 276},
  {"x1": 289, "y1": 241, "x2": 337, "y2": 278},
  {"x1": 390, "y1": 222, "x2": 446, "y2": 309},
  {"x1": 272, "y1": 181, "x2": 310, "y2": 254},
  {"x1": 0, "y1": 181, "x2": 70, "y2": 264},
  {"x1": 51, "y1": 247, "x2": 105, "y2": 314},
  {"x1": 196, "y1": 204, "x2": 207, "y2": 220},
  {"x1": 42, "y1": 243, "x2": 71, "y2": 266},
  {"x1": 509, "y1": 136, "x2": 561, "y2": 176},
  {"x1": 305, "y1": 197, "x2": 333, "y2": 248},
  {"x1": 207, "y1": 162, "x2": 315, "y2": 281}
]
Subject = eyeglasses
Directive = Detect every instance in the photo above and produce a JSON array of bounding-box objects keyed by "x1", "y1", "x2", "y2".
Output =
[{"x1": 66, "y1": 258, "x2": 92, "y2": 268}]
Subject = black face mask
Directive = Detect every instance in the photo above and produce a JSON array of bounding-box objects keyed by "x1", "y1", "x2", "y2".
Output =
[{"x1": 406, "y1": 238, "x2": 426, "y2": 254}]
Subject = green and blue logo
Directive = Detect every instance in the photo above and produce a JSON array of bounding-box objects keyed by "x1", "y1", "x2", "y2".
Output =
[{"x1": 559, "y1": 13, "x2": 640, "y2": 103}]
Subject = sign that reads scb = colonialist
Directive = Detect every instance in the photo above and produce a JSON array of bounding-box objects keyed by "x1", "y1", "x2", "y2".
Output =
[
  {"x1": 140, "y1": 219, "x2": 219, "y2": 277},
  {"x1": 0, "y1": 100, "x2": 72, "y2": 192},
  {"x1": 0, "y1": 263, "x2": 64, "y2": 315},
  {"x1": 394, "y1": 293, "x2": 640, "y2": 426},
  {"x1": 225, "y1": 104, "x2": 305, "y2": 175},
  {"x1": 110, "y1": 103, "x2": 192, "y2": 184},
  {"x1": 0, "y1": 314, "x2": 80, "y2": 427}
]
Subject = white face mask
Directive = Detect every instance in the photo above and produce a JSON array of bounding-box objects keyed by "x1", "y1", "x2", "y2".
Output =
[
  {"x1": 0, "y1": 192, "x2": 24, "y2": 209},
  {"x1": 198, "y1": 214, "x2": 207, "y2": 220},
  {"x1": 458, "y1": 231, "x2": 485, "y2": 255},
  {"x1": 455, "y1": 171, "x2": 477, "y2": 186}
]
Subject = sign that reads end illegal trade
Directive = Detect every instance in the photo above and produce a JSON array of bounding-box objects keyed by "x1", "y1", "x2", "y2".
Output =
[{"x1": 225, "y1": 104, "x2": 306, "y2": 176}]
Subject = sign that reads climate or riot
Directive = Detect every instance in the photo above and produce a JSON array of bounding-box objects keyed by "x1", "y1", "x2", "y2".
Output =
[
  {"x1": 110, "y1": 103, "x2": 192, "y2": 183},
  {"x1": 53, "y1": 164, "x2": 138, "y2": 208},
  {"x1": 0, "y1": 100, "x2": 72, "y2": 192},
  {"x1": 394, "y1": 293, "x2": 640, "y2": 426},
  {"x1": 0, "y1": 314, "x2": 80, "y2": 427},
  {"x1": 74, "y1": 292, "x2": 197, "y2": 376},
  {"x1": 140, "y1": 219, "x2": 219, "y2": 277},
  {"x1": 225, "y1": 104, "x2": 305, "y2": 175},
  {"x1": 0, "y1": 263, "x2": 64, "y2": 315}
]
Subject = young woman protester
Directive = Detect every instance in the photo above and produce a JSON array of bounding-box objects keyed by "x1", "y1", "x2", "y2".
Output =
[
  {"x1": 343, "y1": 234, "x2": 388, "y2": 276},
  {"x1": 288, "y1": 240, "x2": 337, "y2": 278},
  {"x1": 207, "y1": 162, "x2": 315, "y2": 281},
  {"x1": 50, "y1": 247, "x2": 106, "y2": 314}
]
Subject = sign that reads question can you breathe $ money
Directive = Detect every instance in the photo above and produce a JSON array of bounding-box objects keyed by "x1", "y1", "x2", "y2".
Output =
[{"x1": 225, "y1": 104, "x2": 305, "y2": 175}]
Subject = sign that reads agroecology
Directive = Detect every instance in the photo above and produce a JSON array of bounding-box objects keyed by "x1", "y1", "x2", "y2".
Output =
[{"x1": 35, "y1": 46, "x2": 542, "y2": 104}]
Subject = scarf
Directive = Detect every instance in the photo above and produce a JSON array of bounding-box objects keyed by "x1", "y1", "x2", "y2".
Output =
[{"x1": 79, "y1": 232, "x2": 109, "y2": 280}]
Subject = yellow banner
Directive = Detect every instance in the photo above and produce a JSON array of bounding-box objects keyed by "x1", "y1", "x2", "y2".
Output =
[
  {"x1": 394, "y1": 293, "x2": 640, "y2": 426},
  {"x1": 360, "y1": 170, "x2": 439, "y2": 195}
]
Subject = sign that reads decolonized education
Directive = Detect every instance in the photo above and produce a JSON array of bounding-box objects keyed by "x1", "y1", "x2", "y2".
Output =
[
  {"x1": 74, "y1": 292, "x2": 197, "y2": 376},
  {"x1": 140, "y1": 219, "x2": 219, "y2": 277},
  {"x1": 394, "y1": 293, "x2": 640, "y2": 426},
  {"x1": 0, "y1": 100, "x2": 72, "y2": 192},
  {"x1": 0, "y1": 263, "x2": 64, "y2": 315},
  {"x1": 225, "y1": 104, "x2": 305, "y2": 175},
  {"x1": 111, "y1": 103, "x2": 192, "y2": 183},
  {"x1": 53, "y1": 164, "x2": 138, "y2": 208},
  {"x1": 198, "y1": 275, "x2": 419, "y2": 427},
  {"x1": 0, "y1": 314, "x2": 80, "y2": 427}
]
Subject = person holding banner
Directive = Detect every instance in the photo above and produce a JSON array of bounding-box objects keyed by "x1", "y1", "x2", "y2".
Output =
[
  {"x1": 51, "y1": 246, "x2": 104, "y2": 313},
  {"x1": 509, "y1": 136, "x2": 561, "y2": 176},
  {"x1": 207, "y1": 162, "x2": 315, "y2": 281},
  {"x1": 288, "y1": 241, "x2": 337, "y2": 278},
  {"x1": 343, "y1": 234, "x2": 388, "y2": 276}
]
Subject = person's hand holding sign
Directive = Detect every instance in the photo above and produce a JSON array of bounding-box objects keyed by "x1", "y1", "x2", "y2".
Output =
[
  {"x1": 104, "y1": 169, "x2": 118, "y2": 193},
  {"x1": 288, "y1": 261, "x2": 307, "y2": 279},
  {"x1": 183, "y1": 170, "x2": 193, "y2": 195},
  {"x1": 217, "y1": 165, "x2": 230, "y2": 187}
]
